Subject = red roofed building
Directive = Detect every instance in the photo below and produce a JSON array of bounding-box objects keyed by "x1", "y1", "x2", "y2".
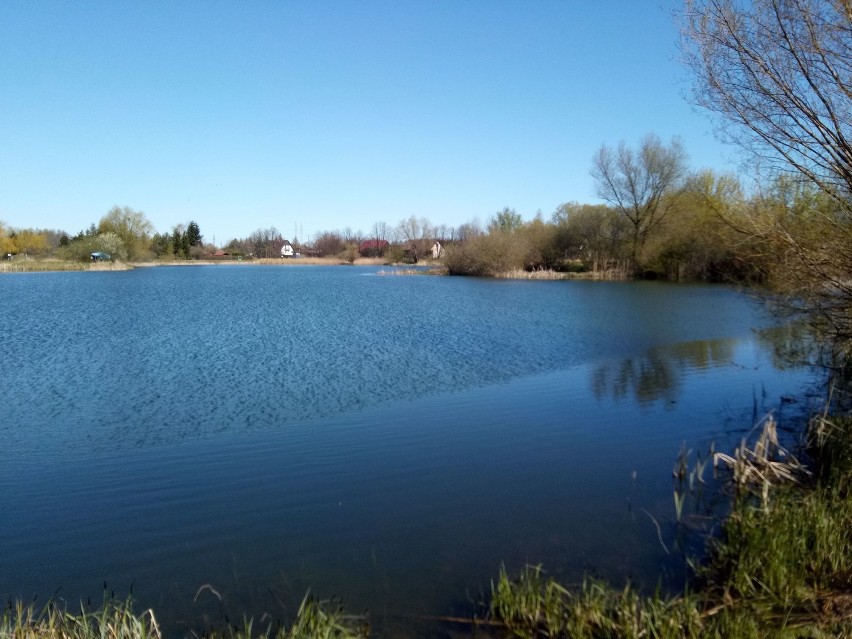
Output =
[{"x1": 358, "y1": 239, "x2": 389, "y2": 257}]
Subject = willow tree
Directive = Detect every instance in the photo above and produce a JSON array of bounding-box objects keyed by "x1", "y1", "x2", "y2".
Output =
[
  {"x1": 681, "y1": 0, "x2": 852, "y2": 347},
  {"x1": 98, "y1": 206, "x2": 154, "y2": 261}
]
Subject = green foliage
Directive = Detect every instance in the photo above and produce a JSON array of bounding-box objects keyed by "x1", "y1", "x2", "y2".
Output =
[
  {"x1": 98, "y1": 206, "x2": 153, "y2": 261},
  {"x1": 186, "y1": 221, "x2": 202, "y2": 247},
  {"x1": 491, "y1": 416, "x2": 852, "y2": 639},
  {"x1": 489, "y1": 207, "x2": 523, "y2": 234},
  {"x1": 11, "y1": 229, "x2": 50, "y2": 256},
  {"x1": 641, "y1": 171, "x2": 768, "y2": 282},
  {"x1": 492, "y1": 565, "x2": 704, "y2": 639},
  {"x1": 553, "y1": 202, "x2": 630, "y2": 272},
  {"x1": 682, "y1": 0, "x2": 852, "y2": 349},
  {"x1": 1, "y1": 594, "x2": 367, "y2": 639},
  {"x1": 149, "y1": 233, "x2": 173, "y2": 260},
  {"x1": 56, "y1": 232, "x2": 128, "y2": 262},
  {"x1": 2, "y1": 597, "x2": 160, "y2": 639},
  {"x1": 172, "y1": 225, "x2": 190, "y2": 259},
  {"x1": 384, "y1": 244, "x2": 405, "y2": 264},
  {"x1": 0, "y1": 234, "x2": 15, "y2": 255},
  {"x1": 95, "y1": 232, "x2": 128, "y2": 260}
]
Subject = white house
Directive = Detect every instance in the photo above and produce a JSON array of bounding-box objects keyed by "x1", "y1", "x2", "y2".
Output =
[{"x1": 280, "y1": 240, "x2": 294, "y2": 257}]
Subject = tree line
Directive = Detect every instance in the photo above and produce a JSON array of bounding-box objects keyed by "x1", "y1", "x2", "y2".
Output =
[
  {"x1": 1, "y1": 208, "x2": 205, "y2": 263},
  {"x1": 0, "y1": 137, "x2": 841, "y2": 290}
]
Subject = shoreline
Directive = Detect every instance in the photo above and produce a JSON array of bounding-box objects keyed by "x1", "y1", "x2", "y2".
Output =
[{"x1": 0, "y1": 258, "x2": 629, "y2": 280}]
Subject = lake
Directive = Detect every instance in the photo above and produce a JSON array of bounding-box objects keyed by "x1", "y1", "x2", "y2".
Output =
[{"x1": 0, "y1": 265, "x2": 814, "y2": 637}]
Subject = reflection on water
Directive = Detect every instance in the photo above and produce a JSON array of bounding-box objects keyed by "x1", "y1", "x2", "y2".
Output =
[
  {"x1": 757, "y1": 320, "x2": 822, "y2": 371},
  {"x1": 592, "y1": 338, "x2": 738, "y2": 406},
  {"x1": 0, "y1": 268, "x2": 817, "y2": 637}
]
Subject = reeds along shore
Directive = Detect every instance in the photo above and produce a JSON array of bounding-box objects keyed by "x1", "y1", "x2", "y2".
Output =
[
  {"x1": 490, "y1": 413, "x2": 852, "y2": 638},
  {"x1": 1, "y1": 593, "x2": 369, "y2": 639},
  {"x1": 0, "y1": 258, "x2": 627, "y2": 280},
  {"x1": 7, "y1": 413, "x2": 852, "y2": 638}
]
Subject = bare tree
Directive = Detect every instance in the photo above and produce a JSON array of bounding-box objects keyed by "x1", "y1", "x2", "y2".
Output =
[
  {"x1": 456, "y1": 218, "x2": 483, "y2": 243},
  {"x1": 681, "y1": 0, "x2": 852, "y2": 346},
  {"x1": 397, "y1": 216, "x2": 433, "y2": 263},
  {"x1": 246, "y1": 227, "x2": 283, "y2": 258},
  {"x1": 591, "y1": 134, "x2": 688, "y2": 268},
  {"x1": 313, "y1": 230, "x2": 345, "y2": 257},
  {"x1": 682, "y1": 0, "x2": 852, "y2": 206},
  {"x1": 365, "y1": 221, "x2": 390, "y2": 257}
]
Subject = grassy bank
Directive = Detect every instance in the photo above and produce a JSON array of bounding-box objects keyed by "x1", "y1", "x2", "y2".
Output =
[
  {"x1": 1, "y1": 594, "x2": 369, "y2": 639},
  {"x1": 490, "y1": 413, "x2": 852, "y2": 638}
]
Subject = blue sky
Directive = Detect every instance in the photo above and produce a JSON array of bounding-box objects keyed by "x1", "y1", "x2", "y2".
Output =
[{"x1": 0, "y1": 0, "x2": 738, "y2": 245}]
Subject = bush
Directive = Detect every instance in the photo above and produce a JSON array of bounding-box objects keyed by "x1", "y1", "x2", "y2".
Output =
[{"x1": 444, "y1": 232, "x2": 529, "y2": 276}]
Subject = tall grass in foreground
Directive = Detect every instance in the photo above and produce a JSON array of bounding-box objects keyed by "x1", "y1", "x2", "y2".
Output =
[
  {"x1": 0, "y1": 594, "x2": 367, "y2": 639},
  {"x1": 491, "y1": 415, "x2": 852, "y2": 638}
]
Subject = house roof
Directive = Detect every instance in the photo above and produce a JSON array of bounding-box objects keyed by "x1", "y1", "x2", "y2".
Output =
[{"x1": 359, "y1": 239, "x2": 389, "y2": 249}]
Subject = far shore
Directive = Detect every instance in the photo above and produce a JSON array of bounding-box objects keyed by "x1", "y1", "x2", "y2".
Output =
[
  {"x1": 0, "y1": 256, "x2": 394, "y2": 273},
  {"x1": 0, "y1": 256, "x2": 626, "y2": 280}
]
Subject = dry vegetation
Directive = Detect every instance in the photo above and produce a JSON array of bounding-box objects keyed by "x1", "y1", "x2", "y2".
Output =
[{"x1": 0, "y1": 259, "x2": 132, "y2": 273}]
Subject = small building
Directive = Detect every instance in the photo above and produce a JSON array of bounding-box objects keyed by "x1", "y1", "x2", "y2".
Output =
[
  {"x1": 431, "y1": 241, "x2": 443, "y2": 259},
  {"x1": 359, "y1": 239, "x2": 389, "y2": 257},
  {"x1": 280, "y1": 241, "x2": 294, "y2": 258}
]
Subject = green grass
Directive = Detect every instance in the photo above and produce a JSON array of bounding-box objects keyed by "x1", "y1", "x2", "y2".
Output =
[
  {"x1": 0, "y1": 594, "x2": 368, "y2": 639},
  {"x1": 489, "y1": 415, "x2": 852, "y2": 638}
]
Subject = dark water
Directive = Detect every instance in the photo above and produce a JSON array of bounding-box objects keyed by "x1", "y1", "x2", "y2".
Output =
[{"x1": 0, "y1": 266, "x2": 813, "y2": 636}]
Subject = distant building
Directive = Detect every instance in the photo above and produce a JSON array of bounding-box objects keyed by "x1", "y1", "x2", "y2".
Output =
[
  {"x1": 358, "y1": 239, "x2": 390, "y2": 257},
  {"x1": 431, "y1": 241, "x2": 443, "y2": 259},
  {"x1": 280, "y1": 241, "x2": 294, "y2": 257}
]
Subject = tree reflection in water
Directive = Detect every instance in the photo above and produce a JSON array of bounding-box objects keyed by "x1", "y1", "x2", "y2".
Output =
[{"x1": 592, "y1": 338, "x2": 737, "y2": 406}]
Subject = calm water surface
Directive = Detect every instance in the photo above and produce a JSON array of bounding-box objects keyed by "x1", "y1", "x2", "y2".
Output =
[{"x1": 0, "y1": 266, "x2": 813, "y2": 636}]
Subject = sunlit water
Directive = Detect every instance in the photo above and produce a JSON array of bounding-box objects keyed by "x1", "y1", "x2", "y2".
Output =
[{"x1": 0, "y1": 266, "x2": 815, "y2": 637}]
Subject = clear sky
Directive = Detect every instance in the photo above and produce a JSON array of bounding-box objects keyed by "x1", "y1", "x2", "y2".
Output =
[{"x1": 0, "y1": 0, "x2": 739, "y2": 246}]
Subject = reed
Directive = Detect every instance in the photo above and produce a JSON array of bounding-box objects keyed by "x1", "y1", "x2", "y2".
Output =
[
  {"x1": 490, "y1": 415, "x2": 852, "y2": 638},
  {"x1": 0, "y1": 594, "x2": 367, "y2": 639},
  {"x1": 494, "y1": 268, "x2": 630, "y2": 280},
  {"x1": 1, "y1": 597, "x2": 160, "y2": 639},
  {"x1": 0, "y1": 260, "x2": 98, "y2": 273},
  {"x1": 491, "y1": 565, "x2": 704, "y2": 639},
  {"x1": 375, "y1": 266, "x2": 446, "y2": 276}
]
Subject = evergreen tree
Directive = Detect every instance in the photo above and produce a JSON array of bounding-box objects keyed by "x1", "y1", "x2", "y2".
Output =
[{"x1": 186, "y1": 221, "x2": 202, "y2": 247}]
